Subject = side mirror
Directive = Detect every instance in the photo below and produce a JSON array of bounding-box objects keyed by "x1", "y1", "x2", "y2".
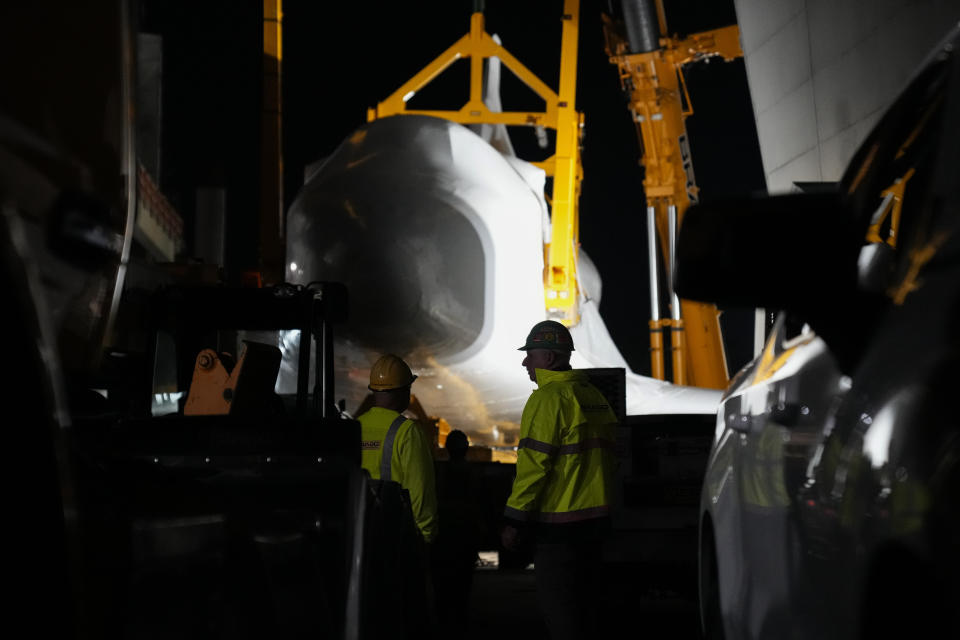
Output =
[
  {"x1": 675, "y1": 192, "x2": 861, "y2": 310},
  {"x1": 675, "y1": 192, "x2": 870, "y2": 372}
]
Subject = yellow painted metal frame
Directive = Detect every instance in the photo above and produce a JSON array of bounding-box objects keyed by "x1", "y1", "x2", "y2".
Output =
[
  {"x1": 604, "y1": 11, "x2": 741, "y2": 388},
  {"x1": 368, "y1": 1, "x2": 584, "y2": 325},
  {"x1": 866, "y1": 168, "x2": 914, "y2": 248},
  {"x1": 260, "y1": 0, "x2": 284, "y2": 284}
]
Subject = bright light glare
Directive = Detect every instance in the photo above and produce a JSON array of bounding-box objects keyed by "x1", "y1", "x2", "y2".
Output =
[
  {"x1": 863, "y1": 410, "x2": 891, "y2": 467},
  {"x1": 289, "y1": 261, "x2": 298, "y2": 271},
  {"x1": 151, "y1": 392, "x2": 184, "y2": 416},
  {"x1": 476, "y1": 551, "x2": 499, "y2": 569}
]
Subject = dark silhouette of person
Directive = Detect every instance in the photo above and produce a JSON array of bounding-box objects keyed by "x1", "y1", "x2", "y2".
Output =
[
  {"x1": 432, "y1": 429, "x2": 483, "y2": 636},
  {"x1": 445, "y1": 429, "x2": 469, "y2": 462}
]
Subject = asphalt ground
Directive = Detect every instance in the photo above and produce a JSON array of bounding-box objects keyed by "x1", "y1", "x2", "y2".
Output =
[{"x1": 458, "y1": 561, "x2": 703, "y2": 640}]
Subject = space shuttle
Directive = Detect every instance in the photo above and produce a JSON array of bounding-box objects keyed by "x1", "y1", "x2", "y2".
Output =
[{"x1": 279, "y1": 33, "x2": 721, "y2": 454}]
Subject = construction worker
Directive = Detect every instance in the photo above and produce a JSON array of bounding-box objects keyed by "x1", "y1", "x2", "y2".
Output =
[
  {"x1": 358, "y1": 354, "x2": 438, "y2": 544},
  {"x1": 500, "y1": 320, "x2": 618, "y2": 640},
  {"x1": 432, "y1": 429, "x2": 483, "y2": 634}
]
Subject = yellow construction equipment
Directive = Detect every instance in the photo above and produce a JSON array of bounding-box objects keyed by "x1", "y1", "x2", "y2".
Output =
[
  {"x1": 368, "y1": 0, "x2": 585, "y2": 326},
  {"x1": 183, "y1": 340, "x2": 282, "y2": 416},
  {"x1": 260, "y1": 0, "x2": 284, "y2": 284},
  {"x1": 603, "y1": 0, "x2": 741, "y2": 388}
]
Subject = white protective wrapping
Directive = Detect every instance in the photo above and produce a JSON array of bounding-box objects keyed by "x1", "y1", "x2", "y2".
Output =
[{"x1": 285, "y1": 115, "x2": 720, "y2": 453}]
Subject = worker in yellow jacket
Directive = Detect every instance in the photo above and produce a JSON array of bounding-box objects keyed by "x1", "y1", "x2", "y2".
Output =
[
  {"x1": 501, "y1": 320, "x2": 618, "y2": 640},
  {"x1": 358, "y1": 354, "x2": 438, "y2": 544}
]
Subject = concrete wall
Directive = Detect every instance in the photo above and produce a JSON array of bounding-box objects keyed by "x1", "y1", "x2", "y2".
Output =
[{"x1": 733, "y1": 0, "x2": 960, "y2": 193}]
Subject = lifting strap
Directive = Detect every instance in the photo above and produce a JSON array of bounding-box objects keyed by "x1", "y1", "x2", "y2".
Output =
[{"x1": 380, "y1": 414, "x2": 407, "y2": 481}]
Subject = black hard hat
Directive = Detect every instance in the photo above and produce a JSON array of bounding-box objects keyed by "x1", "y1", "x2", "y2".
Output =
[{"x1": 518, "y1": 320, "x2": 575, "y2": 351}]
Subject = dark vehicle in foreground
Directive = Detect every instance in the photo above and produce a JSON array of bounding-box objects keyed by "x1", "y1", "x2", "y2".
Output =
[{"x1": 677, "y1": 25, "x2": 960, "y2": 640}]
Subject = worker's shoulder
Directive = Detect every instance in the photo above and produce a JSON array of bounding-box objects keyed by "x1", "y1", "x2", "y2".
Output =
[
  {"x1": 357, "y1": 407, "x2": 414, "y2": 429},
  {"x1": 395, "y1": 415, "x2": 428, "y2": 441},
  {"x1": 355, "y1": 408, "x2": 376, "y2": 427},
  {"x1": 527, "y1": 384, "x2": 560, "y2": 404},
  {"x1": 525, "y1": 382, "x2": 577, "y2": 415},
  {"x1": 397, "y1": 414, "x2": 421, "y2": 430},
  {"x1": 539, "y1": 371, "x2": 592, "y2": 394}
]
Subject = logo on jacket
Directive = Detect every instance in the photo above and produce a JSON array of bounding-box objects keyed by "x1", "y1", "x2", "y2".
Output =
[
  {"x1": 360, "y1": 440, "x2": 381, "y2": 450},
  {"x1": 581, "y1": 404, "x2": 610, "y2": 412}
]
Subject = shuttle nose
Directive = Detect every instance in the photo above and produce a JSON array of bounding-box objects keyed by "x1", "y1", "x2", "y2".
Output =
[
  {"x1": 284, "y1": 113, "x2": 551, "y2": 444},
  {"x1": 287, "y1": 116, "x2": 487, "y2": 358}
]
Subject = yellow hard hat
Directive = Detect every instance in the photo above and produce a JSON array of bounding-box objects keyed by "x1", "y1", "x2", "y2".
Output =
[{"x1": 368, "y1": 354, "x2": 417, "y2": 391}]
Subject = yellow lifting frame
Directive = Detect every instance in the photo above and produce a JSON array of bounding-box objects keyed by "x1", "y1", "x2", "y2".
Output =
[{"x1": 368, "y1": 1, "x2": 585, "y2": 326}]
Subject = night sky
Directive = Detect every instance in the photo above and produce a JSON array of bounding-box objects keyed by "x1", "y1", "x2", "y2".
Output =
[{"x1": 146, "y1": 0, "x2": 766, "y2": 379}]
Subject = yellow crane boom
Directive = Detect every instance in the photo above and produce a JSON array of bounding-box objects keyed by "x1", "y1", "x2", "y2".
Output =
[{"x1": 603, "y1": 0, "x2": 741, "y2": 388}]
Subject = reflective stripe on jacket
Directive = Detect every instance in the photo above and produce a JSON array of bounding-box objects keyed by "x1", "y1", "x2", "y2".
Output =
[
  {"x1": 358, "y1": 406, "x2": 439, "y2": 542},
  {"x1": 505, "y1": 368, "x2": 618, "y2": 524}
]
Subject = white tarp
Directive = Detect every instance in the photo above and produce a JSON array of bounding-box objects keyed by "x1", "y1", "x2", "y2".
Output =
[{"x1": 285, "y1": 115, "x2": 721, "y2": 451}]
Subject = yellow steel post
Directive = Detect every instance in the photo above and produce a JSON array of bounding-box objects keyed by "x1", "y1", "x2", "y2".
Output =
[
  {"x1": 260, "y1": 0, "x2": 284, "y2": 284},
  {"x1": 604, "y1": 8, "x2": 741, "y2": 389},
  {"x1": 469, "y1": 13, "x2": 486, "y2": 112},
  {"x1": 544, "y1": 0, "x2": 583, "y2": 325},
  {"x1": 648, "y1": 319, "x2": 665, "y2": 379},
  {"x1": 866, "y1": 168, "x2": 914, "y2": 248},
  {"x1": 654, "y1": 0, "x2": 668, "y2": 35},
  {"x1": 671, "y1": 320, "x2": 687, "y2": 383},
  {"x1": 646, "y1": 204, "x2": 666, "y2": 379}
]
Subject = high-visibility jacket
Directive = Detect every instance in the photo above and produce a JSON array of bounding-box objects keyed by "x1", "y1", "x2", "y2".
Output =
[
  {"x1": 358, "y1": 406, "x2": 439, "y2": 543},
  {"x1": 504, "y1": 368, "x2": 618, "y2": 524}
]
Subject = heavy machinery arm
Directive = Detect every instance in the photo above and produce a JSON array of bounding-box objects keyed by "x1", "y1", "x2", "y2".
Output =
[{"x1": 603, "y1": 0, "x2": 741, "y2": 388}]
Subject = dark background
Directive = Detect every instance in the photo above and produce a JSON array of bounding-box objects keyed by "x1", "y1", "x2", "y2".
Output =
[{"x1": 140, "y1": 0, "x2": 766, "y2": 379}]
